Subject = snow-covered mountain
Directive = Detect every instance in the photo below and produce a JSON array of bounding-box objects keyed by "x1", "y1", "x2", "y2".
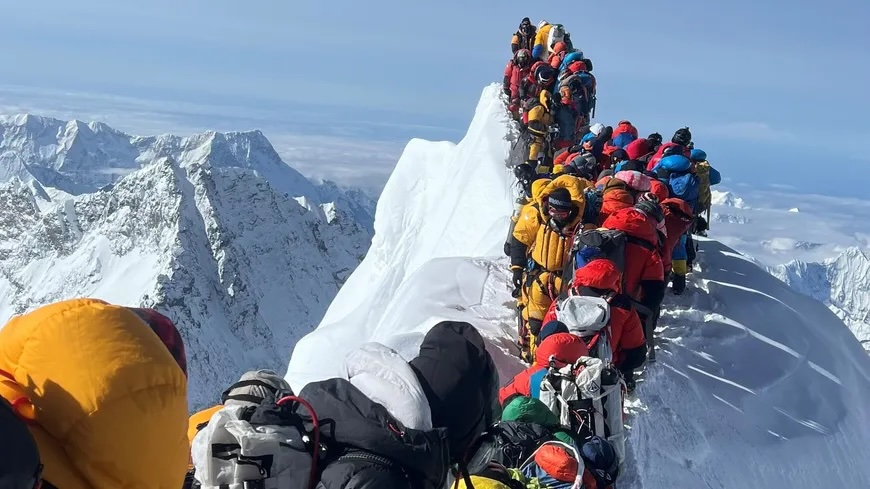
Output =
[
  {"x1": 0, "y1": 115, "x2": 375, "y2": 410},
  {"x1": 287, "y1": 84, "x2": 870, "y2": 487},
  {"x1": 770, "y1": 248, "x2": 870, "y2": 352}
]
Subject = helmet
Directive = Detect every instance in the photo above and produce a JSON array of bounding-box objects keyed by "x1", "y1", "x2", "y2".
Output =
[
  {"x1": 553, "y1": 41, "x2": 567, "y2": 53},
  {"x1": 690, "y1": 148, "x2": 707, "y2": 162},
  {"x1": 581, "y1": 437, "x2": 619, "y2": 489},
  {"x1": 672, "y1": 127, "x2": 692, "y2": 146},
  {"x1": 538, "y1": 20, "x2": 549, "y2": 29},
  {"x1": 535, "y1": 65, "x2": 556, "y2": 86},
  {"x1": 610, "y1": 148, "x2": 629, "y2": 162},
  {"x1": 635, "y1": 196, "x2": 663, "y2": 223},
  {"x1": 514, "y1": 49, "x2": 531, "y2": 66},
  {"x1": 589, "y1": 123, "x2": 605, "y2": 136},
  {"x1": 646, "y1": 133, "x2": 663, "y2": 146}
]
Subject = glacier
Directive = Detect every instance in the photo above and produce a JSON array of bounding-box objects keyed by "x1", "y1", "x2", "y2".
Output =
[
  {"x1": 287, "y1": 84, "x2": 870, "y2": 487},
  {"x1": 0, "y1": 116, "x2": 375, "y2": 410}
]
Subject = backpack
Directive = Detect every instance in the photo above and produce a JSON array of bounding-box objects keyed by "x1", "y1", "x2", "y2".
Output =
[
  {"x1": 558, "y1": 74, "x2": 589, "y2": 114},
  {"x1": 538, "y1": 357, "x2": 627, "y2": 470},
  {"x1": 191, "y1": 395, "x2": 320, "y2": 489},
  {"x1": 547, "y1": 24, "x2": 567, "y2": 51},
  {"x1": 693, "y1": 161, "x2": 713, "y2": 214},
  {"x1": 554, "y1": 295, "x2": 613, "y2": 363},
  {"x1": 468, "y1": 421, "x2": 556, "y2": 470},
  {"x1": 667, "y1": 171, "x2": 700, "y2": 209},
  {"x1": 521, "y1": 96, "x2": 542, "y2": 126}
]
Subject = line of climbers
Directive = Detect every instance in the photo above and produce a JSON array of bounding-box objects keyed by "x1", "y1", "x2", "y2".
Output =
[
  {"x1": 506, "y1": 122, "x2": 722, "y2": 377},
  {"x1": 505, "y1": 18, "x2": 597, "y2": 171}
]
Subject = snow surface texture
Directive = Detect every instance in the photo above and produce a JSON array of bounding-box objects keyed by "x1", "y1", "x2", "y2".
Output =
[
  {"x1": 287, "y1": 84, "x2": 524, "y2": 389},
  {"x1": 0, "y1": 117, "x2": 375, "y2": 410},
  {"x1": 288, "y1": 84, "x2": 870, "y2": 487},
  {"x1": 706, "y1": 188, "x2": 870, "y2": 350}
]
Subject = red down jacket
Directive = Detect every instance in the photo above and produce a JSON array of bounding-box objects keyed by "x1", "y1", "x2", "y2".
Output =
[
  {"x1": 542, "y1": 260, "x2": 646, "y2": 367},
  {"x1": 601, "y1": 208, "x2": 665, "y2": 308},
  {"x1": 661, "y1": 198, "x2": 695, "y2": 273},
  {"x1": 503, "y1": 59, "x2": 530, "y2": 101},
  {"x1": 498, "y1": 333, "x2": 588, "y2": 404}
]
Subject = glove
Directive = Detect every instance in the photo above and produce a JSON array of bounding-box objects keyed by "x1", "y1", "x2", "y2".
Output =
[{"x1": 511, "y1": 267, "x2": 524, "y2": 292}]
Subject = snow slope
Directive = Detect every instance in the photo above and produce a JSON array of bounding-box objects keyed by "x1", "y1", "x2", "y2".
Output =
[
  {"x1": 0, "y1": 119, "x2": 375, "y2": 410},
  {"x1": 287, "y1": 84, "x2": 870, "y2": 487},
  {"x1": 286, "y1": 84, "x2": 524, "y2": 389}
]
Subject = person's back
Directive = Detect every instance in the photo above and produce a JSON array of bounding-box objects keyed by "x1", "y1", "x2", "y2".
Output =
[
  {"x1": 601, "y1": 207, "x2": 665, "y2": 309},
  {"x1": 0, "y1": 299, "x2": 189, "y2": 489},
  {"x1": 532, "y1": 21, "x2": 553, "y2": 59},
  {"x1": 498, "y1": 332, "x2": 589, "y2": 403}
]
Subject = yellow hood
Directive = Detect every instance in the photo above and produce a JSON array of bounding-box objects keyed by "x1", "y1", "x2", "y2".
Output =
[{"x1": 0, "y1": 299, "x2": 189, "y2": 489}]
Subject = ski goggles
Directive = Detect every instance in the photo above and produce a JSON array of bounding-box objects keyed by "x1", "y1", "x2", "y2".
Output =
[{"x1": 548, "y1": 205, "x2": 572, "y2": 221}]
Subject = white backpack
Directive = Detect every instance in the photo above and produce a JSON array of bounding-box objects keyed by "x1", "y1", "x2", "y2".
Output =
[
  {"x1": 555, "y1": 295, "x2": 613, "y2": 364},
  {"x1": 191, "y1": 401, "x2": 311, "y2": 489},
  {"x1": 547, "y1": 24, "x2": 567, "y2": 51},
  {"x1": 538, "y1": 356, "x2": 627, "y2": 469}
]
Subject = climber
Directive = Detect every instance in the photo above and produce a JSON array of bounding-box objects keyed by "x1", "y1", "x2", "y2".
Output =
[
  {"x1": 646, "y1": 127, "x2": 693, "y2": 171},
  {"x1": 524, "y1": 90, "x2": 556, "y2": 173},
  {"x1": 510, "y1": 175, "x2": 591, "y2": 356},
  {"x1": 689, "y1": 148, "x2": 722, "y2": 235},
  {"x1": 542, "y1": 258, "x2": 648, "y2": 389},
  {"x1": 558, "y1": 49, "x2": 590, "y2": 74},
  {"x1": 499, "y1": 332, "x2": 589, "y2": 403},
  {"x1": 531, "y1": 20, "x2": 553, "y2": 60},
  {"x1": 624, "y1": 133, "x2": 663, "y2": 164},
  {"x1": 600, "y1": 205, "x2": 666, "y2": 341},
  {"x1": 596, "y1": 170, "x2": 653, "y2": 225},
  {"x1": 659, "y1": 197, "x2": 695, "y2": 295},
  {"x1": 511, "y1": 17, "x2": 536, "y2": 54},
  {"x1": 555, "y1": 65, "x2": 593, "y2": 140},
  {"x1": 519, "y1": 60, "x2": 557, "y2": 104},
  {"x1": 547, "y1": 41, "x2": 569, "y2": 70},
  {"x1": 504, "y1": 49, "x2": 532, "y2": 115},
  {"x1": 610, "y1": 120, "x2": 639, "y2": 148},
  {"x1": 0, "y1": 299, "x2": 189, "y2": 489}
]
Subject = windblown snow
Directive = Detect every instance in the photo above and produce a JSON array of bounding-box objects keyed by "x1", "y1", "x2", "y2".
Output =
[
  {"x1": 0, "y1": 115, "x2": 375, "y2": 410},
  {"x1": 287, "y1": 84, "x2": 870, "y2": 487}
]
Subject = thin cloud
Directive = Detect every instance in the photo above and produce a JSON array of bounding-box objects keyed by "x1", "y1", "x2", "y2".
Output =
[{"x1": 704, "y1": 121, "x2": 798, "y2": 143}]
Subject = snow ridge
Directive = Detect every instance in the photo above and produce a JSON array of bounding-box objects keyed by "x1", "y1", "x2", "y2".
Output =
[{"x1": 770, "y1": 247, "x2": 870, "y2": 351}]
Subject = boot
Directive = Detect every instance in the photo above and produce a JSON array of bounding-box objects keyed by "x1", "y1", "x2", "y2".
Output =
[
  {"x1": 623, "y1": 370, "x2": 637, "y2": 393},
  {"x1": 672, "y1": 274, "x2": 686, "y2": 295}
]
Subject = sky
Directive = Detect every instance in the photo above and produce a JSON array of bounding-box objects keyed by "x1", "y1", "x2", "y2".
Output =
[{"x1": 1, "y1": 0, "x2": 868, "y2": 196}]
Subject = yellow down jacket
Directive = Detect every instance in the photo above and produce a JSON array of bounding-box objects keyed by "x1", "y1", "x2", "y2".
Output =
[
  {"x1": 513, "y1": 174, "x2": 590, "y2": 272},
  {"x1": 0, "y1": 299, "x2": 189, "y2": 489}
]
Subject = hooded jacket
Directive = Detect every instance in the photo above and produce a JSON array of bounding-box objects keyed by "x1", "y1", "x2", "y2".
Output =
[
  {"x1": 511, "y1": 22, "x2": 536, "y2": 53},
  {"x1": 601, "y1": 208, "x2": 666, "y2": 313},
  {"x1": 0, "y1": 299, "x2": 189, "y2": 489},
  {"x1": 500, "y1": 395, "x2": 577, "y2": 446},
  {"x1": 503, "y1": 56, "x2": 531, "y2": 101},
  {"x1": 297, "y1": 378, "x2": 450, "y2": 489},
  {"x1": 498, "y1": 333, "x2": 588, "y2": 403},
  {"x1": 532, "y1": 23, "x2": 553, "y2": 59},
  {"x1": 611, "y1": 121, "x2": 638, "y2": 149},
  {"x1": 596, "y1": 171, "x2": 652, "y2": 226},
  {"x1": 624, "y1": 138, "x2": 654, "y2": 162},
  {"x1": 542, "y1": 260, "x2": 647, "y2": 370},
  {"x1": 409, "y1": 321, "x2": 500, "y2": 463},
  {"x1": 646, "y1": 142, "x2": 691, "y2": 171},
  {"x1": 511, "y1": 175, "x2": 590, "y2": 273},
  {"x1": 661, "y1": 197, "x2": 695, "y2": 273}
]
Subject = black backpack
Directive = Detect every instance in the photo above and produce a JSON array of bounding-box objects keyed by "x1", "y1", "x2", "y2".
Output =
[{"x1": 468, "y1": 421, "x2": 567, "y2": 470}]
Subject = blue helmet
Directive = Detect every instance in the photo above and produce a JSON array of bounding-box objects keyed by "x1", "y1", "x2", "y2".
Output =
[
  {"x1": 690, "y1": 148, "x2": 707, "y2": 162},
  {"x1": 581, "y1": 436, "x2": 619, "y2": 487}
]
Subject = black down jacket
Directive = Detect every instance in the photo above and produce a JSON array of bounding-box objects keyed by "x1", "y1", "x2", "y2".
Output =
[
  {"x1": 298, "y1": 378, "x2": 450, "y2": 489},
  {"x1": 409, "y1": 321, "x2": 502, "y2": 463}
]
